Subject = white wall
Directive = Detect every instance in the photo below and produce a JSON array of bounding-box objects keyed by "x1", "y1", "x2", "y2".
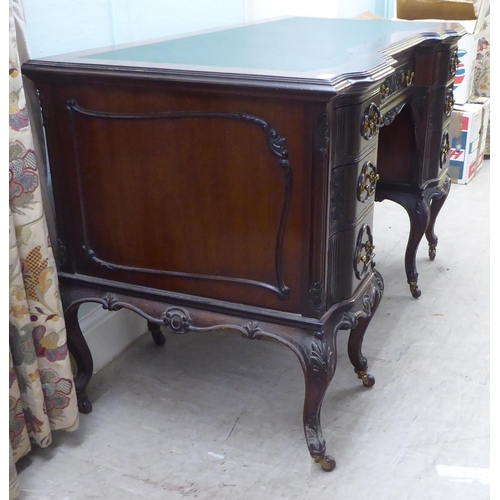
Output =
[
  {"x1": 244, "y1": 0, "x2": 338, "y2": 21},
  {"x1": 23, "y1": 0, "x2": 247, "y2": 58},
  {"x1": 245, "y1": 0, "x2": 394, "y2": 22},
  {"x1": 23, "y1": 0, "x2": 394, "y2": 59}
]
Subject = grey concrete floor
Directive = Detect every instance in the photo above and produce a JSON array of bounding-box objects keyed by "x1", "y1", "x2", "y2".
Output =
[{"x1": 16, "y1": 161, "x2": 490, "y2": 500}]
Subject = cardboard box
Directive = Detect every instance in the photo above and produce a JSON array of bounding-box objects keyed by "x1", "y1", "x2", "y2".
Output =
[
  {"x1": 448, "y1": 97, "x2": 490, "y2": 184},
  {"x1": 396, "y1": 0, "x2": 489, "y2": 104}
]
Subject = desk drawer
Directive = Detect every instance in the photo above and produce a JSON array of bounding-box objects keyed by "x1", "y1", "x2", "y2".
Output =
[
  {"x1": 331, "y1": 98, "x2": 381, "y2": 167},
  {"x1": 379, "y1": 60, "x2": 415, "y2": 107},
  {"x1": 330, "y1": 148, "x2": 378, "y2": 234},
  {"x1": 327, "y1": 209, "x2": 375, "y2": 307}
]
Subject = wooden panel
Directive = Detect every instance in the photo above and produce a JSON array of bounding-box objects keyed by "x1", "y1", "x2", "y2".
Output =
[
  {"x1": 43, "y1": 80, "x2": 321, "y2": 314},
  {"x1": 376, "y1": 103, "x2": 416, "y2": 185}
]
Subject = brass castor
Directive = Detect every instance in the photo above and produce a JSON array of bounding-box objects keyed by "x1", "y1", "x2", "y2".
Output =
[
  {"x1": 314, "y1": 455, "x2": 336, "y2": 472},
  {"x1": 408, "y1": 280, "x2": 421, "y2": 298},
  {"x1": 428, "y1": 244, "x2": 437, "y2": 261},
  {"x1": 356, "y1": 370, "x2": 375, "y2": 388}
]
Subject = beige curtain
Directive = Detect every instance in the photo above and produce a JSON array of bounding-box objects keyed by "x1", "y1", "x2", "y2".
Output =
[
  {"x1": 472, "y1": 0, "x2": 490, "y2": 154},
  {"x1": 9, "y1": 1, "x2": 80, "y2": 498}
]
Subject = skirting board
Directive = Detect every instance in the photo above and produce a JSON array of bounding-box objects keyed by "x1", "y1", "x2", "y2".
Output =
[{"x1": 78, "y1": 304, "x2": 148, "y2": 373}]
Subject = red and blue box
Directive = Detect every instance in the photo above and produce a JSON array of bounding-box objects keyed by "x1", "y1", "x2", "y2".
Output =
[{"x1": 448, "y1": 97, "x2": 490, "y2": 184}]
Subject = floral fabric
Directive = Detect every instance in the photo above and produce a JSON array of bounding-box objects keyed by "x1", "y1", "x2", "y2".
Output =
[
  {"x1": 9, "y1": 1, "x2": 79, "y2": 498},
  {"x1": 473, "y1": 0, "x2": 490, "y2": 154}
]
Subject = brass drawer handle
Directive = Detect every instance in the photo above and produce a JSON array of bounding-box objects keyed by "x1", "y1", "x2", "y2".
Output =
[
  {"x1": 354, "y1": 223, "x2": 375, "y2": 280},
  {"x1": 444, "y1": 88, "x2": 454, "y2": 117},
  {"x1": 401, "y1": 69, "x2": 414, "y2": 87},
  {"x1": 450, "y1": 49, "x2": 459, "y2": 77},
  {"x1": 440, "y1": 132, "x2": 450, "y2": 167},
  {"x1": 380, "y1": 83, "x2": 390, "y2": 101},
  {"x1": 357, "y1": 161, "x2": 379, "y2": 202},
  {"x1": 360, "y1": 103, "x2": 383, "y2": 140}
]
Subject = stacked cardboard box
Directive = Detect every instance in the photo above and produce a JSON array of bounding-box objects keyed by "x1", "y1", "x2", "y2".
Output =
[
  {"x1": 396, "y1": 0, "x2": 490, "y2": 184},
  {"x1": 448, "y1": 97, "x2": 490, "y2": 184},
  {"x1": 396, "y1": 0, "x2": 489, "y2": 104}
]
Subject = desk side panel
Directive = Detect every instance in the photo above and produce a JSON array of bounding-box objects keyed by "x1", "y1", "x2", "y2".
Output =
[{"x1": 35, "y1": 76, "x2": 326, "y2": 315}]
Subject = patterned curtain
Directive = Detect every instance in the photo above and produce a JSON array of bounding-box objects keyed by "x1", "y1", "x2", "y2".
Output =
[
  {"x1": 9, "y1": 1, "x2": 79, "y2": 498},
  {"x1": 473, "y1": 0, "x2": 490, "y2": 154}
]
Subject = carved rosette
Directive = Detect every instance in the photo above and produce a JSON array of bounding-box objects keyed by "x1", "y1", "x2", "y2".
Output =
[
  {"x1": 309, "y1": 282, "x2": 324, "y2": 311},
  {"x1": 162, "y1": 307, "x2": 192, "y2": 334}
]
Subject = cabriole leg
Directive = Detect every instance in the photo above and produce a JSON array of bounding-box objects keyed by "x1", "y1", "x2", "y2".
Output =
[
  {"x1": 404, "y1": 195, "x2": 431, "y2": 298},
  {"x1": 147, "y1": 321, "x2": 166, "y2": 346},
  {"x1": 301, "y1": 330, "x2": 338, "y2": 471},
  {"x1": 64, "y1": 303, "x2": 94, "y2": 414},
  {"x1": 347, "y1": 271, "x2": 383, "y2": 387},
  {"x1": 425, "y1": 178, "x2": 451, "y2": 261}
]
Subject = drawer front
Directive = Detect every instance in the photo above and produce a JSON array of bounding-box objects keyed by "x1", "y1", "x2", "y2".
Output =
[
  {"x1": 331, "y1": 97, "x2": 381, "y2": 167},
  {"x1": 327, "y1": 209, "x2": 375, "y2": 307},
  {"x1": 330, "y1": 147, "x2": 378, "y2": 234},
  {"x1": 379, "y1": 60, "x2": 415, "y2": 107}
]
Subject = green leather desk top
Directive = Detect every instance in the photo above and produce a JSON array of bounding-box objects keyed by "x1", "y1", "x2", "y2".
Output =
[{"x1": 36, "y1": 17, "x2": 465, "y2": 85}]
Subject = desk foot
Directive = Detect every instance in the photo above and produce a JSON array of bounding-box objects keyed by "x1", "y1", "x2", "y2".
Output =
[
  {"x1": 428, "y1": 244, "x2": 437, "y2": 261},
  {"x1": 77, "y1": 393, "x2": 93, "y2": 414},
  {"x1": 147, "y1": 321, "x2": 166, "y2": 346},
  {"x1": 356, "y1": 370, "x2": 375, "y2": 388},
  {"x1": 314, "y1": 455, "x2": 336, "y2": 472},
  {"x1": 408, "y1": 280, "x2": 421, "y2": 299}
]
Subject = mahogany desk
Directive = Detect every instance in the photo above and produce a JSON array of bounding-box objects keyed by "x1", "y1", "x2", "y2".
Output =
[{"x1": 23, "y1": 17, "x2": 465, "y2": 470}]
